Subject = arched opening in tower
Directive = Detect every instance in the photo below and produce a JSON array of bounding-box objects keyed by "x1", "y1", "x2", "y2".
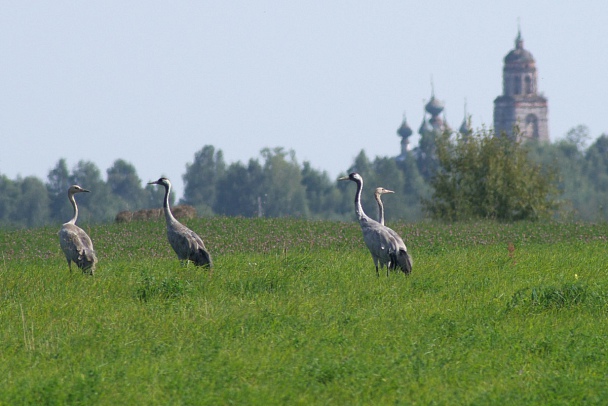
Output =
[
  {"x1": 525, "y1": 76, "x2": 533, "y2": 94},
  {"x1": 514, "y1": 75, "x2": 522, "y2": 95},
  {"x1": 525, "y1": 114, "x2": 539, "y2": 139}
]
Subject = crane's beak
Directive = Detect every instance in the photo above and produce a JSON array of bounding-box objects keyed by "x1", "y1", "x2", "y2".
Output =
[
  {"x1": 148, "y1": 181, "x2": 158, "y2": 185},
  {"x1": 82, "y1": 189, "x2": 90, "y2": 193},
  {"x1": 338, "y1": 176, "x2": 349, "y2": 181},
  {"x1": 385, "y1": 189, "x2": 395, "y2": 194}
]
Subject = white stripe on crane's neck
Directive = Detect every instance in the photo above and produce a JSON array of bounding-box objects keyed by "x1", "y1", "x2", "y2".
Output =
[
  {"x1": 353, "y1": 175, "x2": 368, "y2": 221},
  {"x1": 67, "y1": 191, "x2": 79, "y2": 225},
  {"x1": 161, "y1": 180, "x2": 178, "y2": 224}
]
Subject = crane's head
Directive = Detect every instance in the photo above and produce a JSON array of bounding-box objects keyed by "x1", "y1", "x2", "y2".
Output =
[
  {"x1": 338, "y1": 172, "x2": 363, "y2": 183},
  {"x1": 148, "y1": 177, "x2": 171, "y2": 188},
  {"x1": 68, "y1": 185, "x2": 90, "y2": 195},
  {"x1": 375, "y1": 187, "x2": 394, "y2": 196}
]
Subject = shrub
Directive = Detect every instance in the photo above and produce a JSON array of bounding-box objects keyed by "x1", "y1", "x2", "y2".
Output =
[{"x1": 423, "y1": 129, "x2": 560, "y2": 221}]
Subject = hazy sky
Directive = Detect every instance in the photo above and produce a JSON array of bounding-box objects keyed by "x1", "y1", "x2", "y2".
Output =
[{"x1": 1, "y1": 1, "x2": 607, "y2": 198}]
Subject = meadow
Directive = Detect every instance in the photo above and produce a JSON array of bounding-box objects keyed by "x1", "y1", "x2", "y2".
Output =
[{"x1": 1, "y1": 218, "x2": 608, "y2": 405}]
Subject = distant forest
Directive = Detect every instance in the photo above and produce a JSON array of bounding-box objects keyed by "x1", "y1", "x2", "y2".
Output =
[{"x1": 1, "y1": 125, "x2": 607, "y2": 228}]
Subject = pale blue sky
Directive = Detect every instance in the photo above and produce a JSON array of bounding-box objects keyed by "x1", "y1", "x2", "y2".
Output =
[{"x1": 1, "y1": 1, "x2": 607, "y2": 198}]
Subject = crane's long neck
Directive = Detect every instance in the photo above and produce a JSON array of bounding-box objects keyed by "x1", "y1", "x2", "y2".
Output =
[
  {"x1": 68, "y1": 192, "x2": 78, "y2": 225},
  {"x1": 162, "y1": 183, "x2": 177, "y2": 224},
  {"x1": 353, "y1": 178, "x2": 368, "y2": 221},
  {"x1": 375, "y1": 194, "x2": 385, "y2": 226}
]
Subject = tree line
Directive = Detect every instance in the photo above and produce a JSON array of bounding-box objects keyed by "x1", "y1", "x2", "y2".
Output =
[{"x1": 1, "y1": 125, "x2": 607, "y2": 228}]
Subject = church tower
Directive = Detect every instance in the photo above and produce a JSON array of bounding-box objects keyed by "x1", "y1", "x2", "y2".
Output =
[
  {"x1": 493, "y1": 30, "x2": 549, "y2": 142},
  {"x1": 396, "y1": 113, "x2": 413, "y2": 161}
]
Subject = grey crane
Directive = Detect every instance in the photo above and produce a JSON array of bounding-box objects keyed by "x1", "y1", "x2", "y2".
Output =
[
  {"x1": 339, "y1": 173, "x2": 412, "y2": 276},
  {"x1": 58, "y1": 185, "x2": 98, "y2": 275},
  {"x1": 374, "y1": 187, "x2": 396, "y2": 271},
  {"x1": 148, "y1": 177, "x2": 213, "y2": 268},
  {"x1": 374, "y1": 187, "x2": 413, "y2": 273},
  {"x1": 374, "y1": 187, "x2": 394, "y2": 226}
]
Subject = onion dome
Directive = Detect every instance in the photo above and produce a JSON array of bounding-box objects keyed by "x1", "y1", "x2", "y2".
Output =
[
  {"x1": 504, "y1": 30, "x2": 535, "y2": 65},
  {"x1": 425, "y1": 96, "x2": 444, "y2": 117},
  {"x1": 397, "y1": 114, "x2": 413, "y2": 139}
]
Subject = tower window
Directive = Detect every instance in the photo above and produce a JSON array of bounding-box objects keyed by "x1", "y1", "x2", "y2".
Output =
[
  {"x1": 514, "y1": 75, "x2": 521, "y2": 95},
  {"x1": 525, "y1": 76, "x2": 533, "y2": 94}
]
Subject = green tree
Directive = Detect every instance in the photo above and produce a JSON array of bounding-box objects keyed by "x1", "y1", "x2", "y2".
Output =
[
  {"x1": 181, "y1": 145, "x2": 226, "y2": 215},
  {"x1": 214, "y1": 159, "x2": 264, "y2": 217},
  {"x1": 106, "y1": 159, "x2": 146, "y2": 211},
  {"x1": 0, "y1": 175, "x2": 19, "y2": 227},
  {"x1": 47, "y1": 159, "x2": 72, "y2": 223},
  {"x1": 70, "y1": 160, "x2": 115, "y2": 223},
  {"x1": 565, "y1": 125, "x2": 591, "y2": 151},
  {"x1": 350, "y1": 150, "x2": 373, "y2": 175},
  {"x1": 397, "y1": 152, "x2": 430, "y2": 221},
  {"x1": 423, "y1": 129, "x2": 560, "y2": 221},
  {"x1": 527, "y1": 131, "x2": 608, "y2": 221},
  {"x1": 300, "y1": 161, "x2": 342, "y2": 219},
  {"x1": 260, "y1": 148, "x2": 309, "y2": 218},
  {"x1": 527, "y1": 136, "x2": 587, "y2": 220},
  {"x1": 416, "y1": 129, "x2": 442, "y2": 181},
  {"x1": 14, "y1": 177, "x2": 50, "y2": 228},
  {"x1": 585, "y1": 134, "x2": 608, "y2": 180},
  {"x1": 583, "y1": 134, "x2": 608, "y2": 220}
]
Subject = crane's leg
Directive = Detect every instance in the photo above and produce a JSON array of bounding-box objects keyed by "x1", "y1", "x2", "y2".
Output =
[{"x1": 373, "y1": 258, "x2": 380, "y2": 277}]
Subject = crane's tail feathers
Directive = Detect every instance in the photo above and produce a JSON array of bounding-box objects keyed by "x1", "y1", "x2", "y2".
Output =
[{"x1": 192, "y1": 248, "x2": 213, "y2": 268}]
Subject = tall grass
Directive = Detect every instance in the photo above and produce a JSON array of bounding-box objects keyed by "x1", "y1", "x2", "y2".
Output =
[{"x1": 0, "y1": 219, "x2": 607, "y2": 404}]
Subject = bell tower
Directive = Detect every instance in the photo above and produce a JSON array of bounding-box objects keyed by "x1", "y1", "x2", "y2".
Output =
[{"x1": 493, "y1": 30, "x2": 549, "y2": 142}]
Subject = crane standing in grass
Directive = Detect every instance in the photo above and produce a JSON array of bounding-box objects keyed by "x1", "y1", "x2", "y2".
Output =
[
  {"x1": 58, "y1": 185, "x2": 98, "y2": 275},
  {"x1": 374, "y1": 187, "x2": 394, "y2": 226},
  {"x1": 339, "y1": 173, "x2": 412, "y2": 276},
  {"x1": 374, "y1": 186, "x2": 396, "y2": 272},
  {"x1": 148, "y1": 177, "x2": 212, "y2": 268}
]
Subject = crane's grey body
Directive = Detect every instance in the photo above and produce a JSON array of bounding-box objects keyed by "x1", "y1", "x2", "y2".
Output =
[
  {"x1": 339, "y1": 173, "x2": 412, "y2": 276},
  {"x1": 58, "y1": 185, "x2": 97, "y2": 275},
  {"x1": 149, "y1": 177, "x2": 212, "y2": 268},
  {"x1": 373, "y1": 187, "x2": 414, "y2": 274}
]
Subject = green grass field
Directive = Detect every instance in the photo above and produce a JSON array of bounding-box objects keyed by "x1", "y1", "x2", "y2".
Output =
[{"x1": 1, "y1": 218, "x2": 608, "y2": 405}]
